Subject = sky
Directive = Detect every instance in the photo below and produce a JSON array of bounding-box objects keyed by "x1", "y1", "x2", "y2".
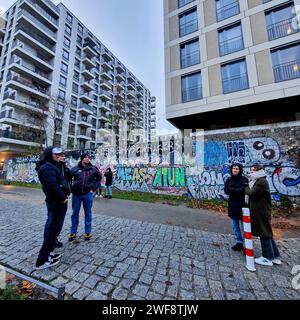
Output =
[{"x1": 0, "y1": 0, "x2": 178, "y2": 135}]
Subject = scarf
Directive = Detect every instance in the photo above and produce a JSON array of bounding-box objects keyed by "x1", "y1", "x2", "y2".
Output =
[{"x1": 245, "y1": 169, "x2": 267, "y2": 204}]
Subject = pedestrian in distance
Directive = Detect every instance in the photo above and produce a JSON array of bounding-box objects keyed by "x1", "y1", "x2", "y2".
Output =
[
  {"x1": 94, "y1": 167, "x2": 103, "y2": 198},
  {"x1": 69, "y1": 153, "x2": 100, "y2": 242},
  {"x1": 35, "y1": 147, "x2": 71, "y2": 270},
  {"x1": 245, "y1": 164, "x2": 281, "y2": 266},
  {"x1": 104, "y1": 167, "x2": 113, "y2": 199},
  {"x1": 224, "y1": 163, "x2": 249, "y2": 252}
]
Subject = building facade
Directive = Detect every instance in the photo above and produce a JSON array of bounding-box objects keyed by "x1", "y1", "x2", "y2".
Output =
[
  {"x1": 164, "y1": 0, "x2": 300, "y2": 130},
  {"x1": 0, "y1": 0, "x2": 156, "y2": 162}
]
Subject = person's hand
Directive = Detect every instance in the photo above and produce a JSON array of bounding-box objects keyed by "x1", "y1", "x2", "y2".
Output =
[{"x1": 62, "y1": 197, "x2": 68, "y2": 204}]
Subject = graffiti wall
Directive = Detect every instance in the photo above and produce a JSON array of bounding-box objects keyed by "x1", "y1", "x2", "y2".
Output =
[{"x1": 5, "y1": 122, "x2": 300, "y2": 203}]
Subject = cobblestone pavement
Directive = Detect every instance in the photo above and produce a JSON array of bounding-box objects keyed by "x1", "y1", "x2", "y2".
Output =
[{"x1": 0, "y1": 197, "x2": 299, "y2": 300}]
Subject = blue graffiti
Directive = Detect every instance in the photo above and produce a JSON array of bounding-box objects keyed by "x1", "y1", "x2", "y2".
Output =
[{"x1": 283, "y1": 176, "x2": 300, "y2": 187}]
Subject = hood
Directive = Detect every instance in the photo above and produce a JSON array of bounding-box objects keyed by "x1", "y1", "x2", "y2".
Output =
[
  {"x1": 230, "y1": 163, "x2": 243, "y2": 178},
  {"x1": 35, "y1": 147, "x2": 54, "y2": 172}
]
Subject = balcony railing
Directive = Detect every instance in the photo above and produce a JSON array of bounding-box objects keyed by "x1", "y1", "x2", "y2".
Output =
[
  {"x1": 42, "y1": 0, "x2": 59, "y2": 14},
  {"x1": 216, "y1": 1, "x2": 240, "y2": 22},
  {"x1": 267, "y1": 17, "x2": 299, "y2": 41},
  {"x1": 26, "y1": 0, "x2": 59, "y2": 26},
  {"x1": 3, "y1": 91, "x2": 49, "y2": 111},
  {"x1": 219, "y1": 35, "x2": 244, "y2": 56},
  {"x1": 7, "y1": 74, "x2": 50, "y2": 95},
  {"x1": 182, "y1": 85, "x2": 202, "y2": 102},
  {"x1": 79, "y1": 103, "x2": 94, "y2": 113},
  {"x1": 0, "y1": 129, "x2": 42, "y2": 143},
  {"x1": 181, "y1": 49, "x2": 200, "y2": 68},
  {"x1": 10, "y1": 57, "x2": 51, "y2": 80},
  {"x1": 273, "y1": 60, "x2": 300, "y2": 82},
  {"x1": 179, "y1": 18, "x2": 198, "y2": 37},
  {"x1": 222, "y1": 73, "x2": 249, "y2": 93},
  {"x1": 18, "y1": 9, "x2": 57, "y2": 39},
  {"x1": 15, "y1": 26, "x2": 55, "y2": 52}
]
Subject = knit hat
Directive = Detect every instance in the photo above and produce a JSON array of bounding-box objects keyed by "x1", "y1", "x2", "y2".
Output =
[{"x1": 80, "y1": 153, "x2": 89, "y2": 161}]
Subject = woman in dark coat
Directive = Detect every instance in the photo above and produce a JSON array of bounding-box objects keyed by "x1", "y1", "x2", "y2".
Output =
[
  {"x1": 245, "y1": 164, "x2": 281, "y2": 266},
  {"x1": 224, "y1": 163, "x2": 248, "y2": 251},
  {"x1": 104, "y1": 167, "x2": 113, "y2": 199}
]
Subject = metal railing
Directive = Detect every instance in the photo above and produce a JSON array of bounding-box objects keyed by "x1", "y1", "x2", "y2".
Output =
[
  {"x1": 79, "y1": 103, "x2": 94, "y2": 113},
  {"x1": 182, "y1": 85, "x2": 202, "y2": 102},
  {"x1": 181, "y1": 49, "x2": 200, "y2": 68},
  {"x1": 3, "y1": 91, "x2": 48, "y2": 111},
  {"x1": 6, "y1": 74, "x2": 50, "y2": 95},
  {"x1": 26, "y1": 0, "x2": 58, "y2": 26},
  {"x1": 42, "y1": 0, "x2": 59, "y2": 14},
  {"x1": 219, "y1": 35, "x2": 244, "y2": 56},
  {"x1": 216, "y1": 0, "x2": 240, "y2": 22},
  {"x1": 273, "y1": 60, "x2": 300, "y2": 82},
  {"x1": 0, "y1": 129, "x2": 42, "y2": 143},
  {"x1": 222, "y1": 73, "x2": 249, "y2": 93},
  {"x1": 267, "y1": 17, "x2": 298, "y2": 40},
  {"x1": 179, "y1": 18, "x2": 198, "y2": 37},
  {"x1": 10, "y1": 57, "x2": 50, "y2": 80}
]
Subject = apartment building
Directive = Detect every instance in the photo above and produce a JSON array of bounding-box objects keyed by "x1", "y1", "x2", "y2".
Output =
[
  {"x1": 0, "y1": 0, "x2": 156, "y2": 161},
  {"x1": 164, "y1": 0, "x2": 300, "y2": 130}
]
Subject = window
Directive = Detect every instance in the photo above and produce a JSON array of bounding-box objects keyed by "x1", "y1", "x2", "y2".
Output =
[
  {"x1": 216, "y1": 0, "x2": 240, "y2": 22},
  {"x1": 78, "y1": 24, "x2": 84, "y2": 35},
  {"x1": 72, "y1": 83, "x2": 79, "y2": 94},
  {"x1": 61, "y1": 62, "x2": 68, "y2": 74},
  {"x1": 75, "y1": 58, "x2": 81, "y2": 69},
  {"x1": 265, "y1": 3, "x2": 297, "y2": 41},
  {"x1": 178, "y1": 0, "x2": 195, "y2": 8},
  {"x1": 58, "y1": 89, "x2": 66, "y2": 100},
  {"x1": 59, "y1": 75, "x2": 67, "y2": 88},
  {"x1": 56, "y1": 103, "x2": 64, "y2": 114},
  {"x1": 77, "y1": 35, "x2": 82, "y2": 46},
  {"x1": 181, "y1": 72, "x2": 202, "y2": 102},
  {"x1": 221, "y1": 59, "x2": 249, "y2": 93},
  {"x1": 180, "y1": 38, "x2": 200, "y2": 68},
  {"x1": 66, "y1": 12, "x2": 73, "y2": 24},
  {"x1": 179, "y1": 8, "x2": 198, "y2": 37},
  {"x1": 71, "y1": 96, "x2": 77, "y2": 107},
  {"x1": 65, "y1": 24, "x2": 72, "y2": 36},
  {"x1": 62, "y1": 49, "x2": 69, "y2": 61},
  {"x1": 218, "y1": 23, "x2": 244, "y2": 56},
  {"x1": 76, "y1": 46, "x2": 82, "y2": 58},
  {"x1": 64, "y1": 36, "x2": 71, "y2": 48},
  {"x1": 272, "y1": 43, "x2": 300, "y2": 82},
  {"x1": 73, "y1": 70, "x2": 80, "y2": 82}
]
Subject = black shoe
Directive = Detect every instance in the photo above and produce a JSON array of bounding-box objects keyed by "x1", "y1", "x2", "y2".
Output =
[
  {"x1": 231, "y1": 243, "x2": 244, "y2": 251},
  {"x1": 108, "y1": 196, "x2": 112, "y2": 199},
  {"x1": 50, "y1": 252, "x2": 62, "y2": 260},
  {"x1": 68, "y1": 233, "x2": 77, "y2": 242},
  {"x1": 54, "y1": 239, "x2": 63, "y2": 248},
  {"x1": 35, "y1": 258, "x2": 60, "y2": 270}
]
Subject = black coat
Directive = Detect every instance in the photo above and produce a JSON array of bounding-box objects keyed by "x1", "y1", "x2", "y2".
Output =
[
  {"x1": 224, "y1": 165, "x2": 248, "y2": 220},
  {"x1": 104, "y1": 171, "x2": 113, "y2": 186},
  {"x1": 71, "y1": 162, "x2": 100, "y2": 195},
  {"x1": 36, "y1": 161, "x2": 70, "y2": 204}
]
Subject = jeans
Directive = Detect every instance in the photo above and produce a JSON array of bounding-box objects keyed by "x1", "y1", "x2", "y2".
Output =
[
  {"x1": 260, "y1": 237, "x2": 280, "y2": 260},
  {"x1": 71, "y1": 192, "x2": 93, "y2": 234},
  {"x1": 231, "y1": 219, "x2": 244, "y2": 244},
  {"x1": 44, "y1": 202, "x2": 66, "y2": 241},
  {"x1": 106, "y1": 186, "x2": 112, "y2": 197},
  {"x1": 95, "y1": 186, "x2": 102, "y2": 196},
  {"x1": 36, "y1": 202, "x2": 68, "y2": 266}
]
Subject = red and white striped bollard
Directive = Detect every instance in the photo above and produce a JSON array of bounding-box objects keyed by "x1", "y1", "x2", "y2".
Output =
[{"x1": 242, "y1": 207, "x2": 256, "y2": 272}]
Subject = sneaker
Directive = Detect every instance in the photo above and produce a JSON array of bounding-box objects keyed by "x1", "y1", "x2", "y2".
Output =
[
  {"x1": 255, "y1": 256, "x2": 273, "y2": 266},
  {"x1": 54, "y1": 239, "x2": 63, "y2": 248},
  {"x1": 272, "y1": 258, "x2": 282, "y2": 265},
  {"x1": 35, "y1": 258, "x2": 60, "y2": 270},
  {"x1": 231, "y1": 243, "x2": 244, "y2": 252},
  {"x1": 68, "y1": 233, "x2": 77, "y2": 242},
  {"x1": 99, "y1": 195, "x2": 103, "y2": 198},
  {"x1": 50, "y1": 252, "x2": 61, "y2": 260},
  {"x1": 84, "y1": 233, "x2": 92, "y2": 241},
  {"x1": 95, "y1": 195, "x2": 98, "y2": 198}
]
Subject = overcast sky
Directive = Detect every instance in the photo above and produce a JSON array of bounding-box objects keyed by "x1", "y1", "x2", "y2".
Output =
[{"x1": 0, "y1": 0, "x2": 177, "y2": 134}]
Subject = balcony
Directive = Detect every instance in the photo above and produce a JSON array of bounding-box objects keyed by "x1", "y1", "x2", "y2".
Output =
[
  {"x1": 99, "y1": 90, "x2": 111, "y2": 101},
  {"x1": 15, "y1": 26, "x2": 56, "y2": 55},
  {"x1": 102, "y1": 49, "x2": 113, "y2": 62},
  {"x1": 101, "y1": 70, "x2": 113, "y2": 81},
  {"x1": 81, "y1": 79, "x2": 94, "y2": 91},
  {"x1": 0, "y1": 114, "x2": 43, "y2": 130},
  {"x1": 77, "y1": 133, "x2": 92, "y2": 141},
  {"x1": 127, "y1": 82, "x2": 135, "y2": 91},
  {"x1": 77, "y1": 117, "x2": 92, "y2": 128},
  {"x1": 41, "y1": 0, "x2": 60, "y2": 17},
  {"x1": 17, "y1": 9, "x2": 57, "y2": 42},
  {"x1": 83, "y1": 44, "x2": 97, "y2": 57},
  {"x1": 273, "y1": 60, "x2": 300, "y2": 82},
  {"x1": 222, "y1": 73, "x2": 249, "y2": 94},
  {"x1": 219, "y1": 35, "x2": 244, "y2": 56},
  {"x1": 182, "y1": 85, "x2": 202, "y2": 102},
  {"x1": 216, "y1": 0, "x2": 240, "y2": 22},
  {"x1": 116, "y1": 81, "x2": 125, "y2": 90},
  {"x1": 82, "y1": 55, "x2": 96, "y2": 69},
  {"x1": 102, "y1": 60, "x2": 114, "y2": 72},
  {"x1": 9, "y1": 57, "x2": 52, "y2": 86},
  {"x1": 100, "y1": 103, "x2": 111, "y2": 112},
  {"x1": 267, "y1": 17, "x2": 299, "y2": 41},
  {"x1": 136, "y1": 91, "x2": 143, "y2": 98},
  {"x1": 21, "y1": 0, "x2": 59, "y2": 29},
  {"x1": 84, "y1": 32, "x2": 97, "y2": 48},
  {"x1": 2, "y1": 91, "x2": 49, "y2": 114},
  {"x1": 116, "y1": 73, "x2": 125, "y2": 82},
  {"x1": 127, "y1": 73, "x2": 135, "y2": 83},
  {"x1": 100, "y1": 80, "x2": 112, "y2": 91},
  {"x1": 0, "y1": 129, "x2": 42, "y2": 145},
  {"x1": 6, "y1": 74, "x2": 50, "y2": 99},
  {"x1": 78, "y1": 103, "x2": 94, "y2": 115},
  {"x1": 99, "y1": 115, "x2": 110, "y2": 122},
  {"x1": 116, "y1": 62, "x2": 125, "y2": 73},
  {"x1": 81, "y1": 68, "x2": 95, "y2": 80},
  {"x1": 80, "y1": 92, "x2": 94, "y2": 104},
  {"x1": 127, "y1": 90, "x2": 136, "y2": 99},
  {"x1": 179, "y1": 18, "x2": 198, "y2": 37}
]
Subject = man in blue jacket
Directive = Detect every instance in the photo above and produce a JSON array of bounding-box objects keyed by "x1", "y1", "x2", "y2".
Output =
[
  {"x1": 69, "y1": 153, "x2": 100, "y2": 242},
  {"x1": 35, "y1": 147, "x2": 71, "y2": 270}
]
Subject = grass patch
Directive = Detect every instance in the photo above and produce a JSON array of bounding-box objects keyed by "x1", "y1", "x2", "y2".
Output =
[
  {"x1": 0, "y1": 180, "x2": 41, "y2": 189},
  {"x1": 0, "y1": 287, "x2": 26, "y2": 300}
]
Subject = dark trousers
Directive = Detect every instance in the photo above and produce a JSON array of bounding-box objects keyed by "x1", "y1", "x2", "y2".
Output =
[
  {"x1": 260, "y1": 237, "x2": 280, "y2": 260},
  {"x1": 36, "y1": 202, "x2": 68, "y2": 266},
  {"x1": 44, "y1": 202, "x2": 66, "y2": 241}
]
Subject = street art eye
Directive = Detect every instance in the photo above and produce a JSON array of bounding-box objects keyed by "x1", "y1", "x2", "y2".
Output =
[
  {"x1": 253, "y1": 141, "x2": 264, "y2": 150},
  {"x1": 263, "y1": 149, "x2": 275, "y2": 160}
]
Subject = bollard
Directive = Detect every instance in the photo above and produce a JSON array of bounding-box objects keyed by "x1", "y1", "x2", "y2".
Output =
[{"x1": 242, "y1": 208, "x2": 256, "y2": 272}]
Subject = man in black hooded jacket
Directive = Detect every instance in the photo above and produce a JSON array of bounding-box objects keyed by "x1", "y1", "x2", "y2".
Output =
[
  {"x1": 224, "y1": 163, "x2": 249, "y2": 251},
  {"x1": 35, "y1": 147, "x2": 71, "y2": 269}
]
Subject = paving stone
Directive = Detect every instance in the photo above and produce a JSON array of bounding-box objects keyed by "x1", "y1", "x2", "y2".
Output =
[
  {"x1": 83, "y1": 275, "x2": 101, "y2": 289},
  {"x1": 111, "y1": 287, "x2": 129, "y2": 300},
  {"x1": 73, "y1": 287, "x2": 92, "y2": 300},
  {"x1": 132, "y1": 284, "x2": 150, "y2": 298},
  {"x1": 96, "y1": 282, "x2": 114, "y2": 295}
]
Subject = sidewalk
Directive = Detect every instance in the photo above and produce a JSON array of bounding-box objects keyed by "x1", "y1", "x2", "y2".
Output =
[{"x1": 0, "y1": 187, "x2": 299, "y2": 300}]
